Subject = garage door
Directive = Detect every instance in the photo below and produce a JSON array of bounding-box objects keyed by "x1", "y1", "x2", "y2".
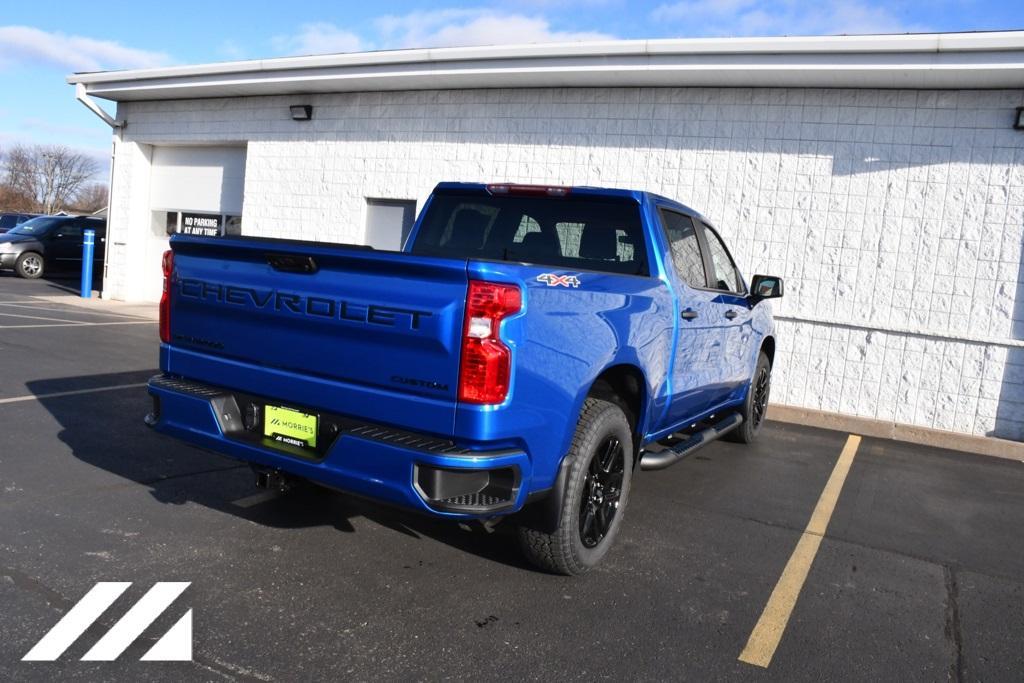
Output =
[
  {"x1": 150, "y1": 145, "x2": 246, "y2": 215},
  {"x1": 132, "y1": 145, "x2": 247, "y2": 301}
]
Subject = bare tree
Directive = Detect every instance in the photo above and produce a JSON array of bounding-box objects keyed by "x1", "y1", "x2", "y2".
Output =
[
  {"x1": 73, "y1": 183, "x2": 110, "y2": 214},
  {"x1": 0, "y1": 146, "x2": 40, "y2": 211},
  {"x1": 1, "y1": 144, "x2": 99, "y2": 214}
]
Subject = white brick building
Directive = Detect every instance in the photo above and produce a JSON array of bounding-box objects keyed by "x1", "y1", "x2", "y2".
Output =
[{"x1": 70, "y1": 32, "x2": 1024, "y2": 443}]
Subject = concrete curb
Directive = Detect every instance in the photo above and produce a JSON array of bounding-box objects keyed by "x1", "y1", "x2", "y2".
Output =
[{"x1": 768, "y1": 404, "x2": 1024, "y2": 462}]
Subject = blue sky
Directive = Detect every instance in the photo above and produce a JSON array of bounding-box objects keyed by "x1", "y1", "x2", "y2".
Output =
[{"x1": 0, "y1": 0, "x2": 1019, "y2": 179}]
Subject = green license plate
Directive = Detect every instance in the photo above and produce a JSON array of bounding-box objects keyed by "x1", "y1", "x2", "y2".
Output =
[{"x1": 264, "y1": 404, "x2": 318, "y2": 450}]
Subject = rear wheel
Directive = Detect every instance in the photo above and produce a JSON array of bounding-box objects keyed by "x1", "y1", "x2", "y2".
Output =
[
  {"x1": 727, "y1": 351, "x2": 771, "y2": 444},
  {"x1": 15, "y1": 252, "x2": 44, "y2": 279},
  {"x1": 517, "y1": 397, "x2": 633, "y2": 575}
]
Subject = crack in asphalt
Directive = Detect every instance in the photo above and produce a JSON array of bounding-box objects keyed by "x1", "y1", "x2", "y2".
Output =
[
  {"x1": 138, "y1": 464, "x2": 249, "y2": 487},
  {"x1": 944, "y1": 566, "x2": 965, "y2": 683},
  {"x1": 664, "y1": 495, "x2": 1024, "y2": 586},
  {"x1": 2, "y1": 565, "x2": 76, "y2": 613}
]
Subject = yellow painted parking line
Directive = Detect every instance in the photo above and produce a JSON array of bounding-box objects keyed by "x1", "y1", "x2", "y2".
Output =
[
  {"x1": 0, "y1": 383, "x2": 148, "y2": 405},
  {"x1": 738, "y1": 434, "x2": 862, "y2": 668}
]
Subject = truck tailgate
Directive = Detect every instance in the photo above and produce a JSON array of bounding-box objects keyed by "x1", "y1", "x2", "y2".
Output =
[{"x1": 165, "y1": 236, "x2": 467, "y2": 436}]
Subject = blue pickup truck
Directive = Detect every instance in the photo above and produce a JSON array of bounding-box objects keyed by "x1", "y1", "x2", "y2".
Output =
[{"x1": 146, "y1": 182, "x2": 782, "y2": 575}]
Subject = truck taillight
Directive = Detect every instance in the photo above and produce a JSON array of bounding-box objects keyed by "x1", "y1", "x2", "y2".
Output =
[
  {"x1": 459, "y1": 280, "x2": 521, "y2": 404},
  {"x1": 159, "y1": 250, "x2": 173, "y2": 343}
]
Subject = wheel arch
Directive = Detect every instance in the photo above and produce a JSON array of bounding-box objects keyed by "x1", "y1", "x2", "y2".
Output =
[
  {"x1": 760, "y1": 335, "x2": 776, "y2": 367},
  {"x1": 585, "y1": 363, "x2": 648, "y2": 464},
  {"x1": 516, "y1": 362, "x2": 648, "y2": 535}
]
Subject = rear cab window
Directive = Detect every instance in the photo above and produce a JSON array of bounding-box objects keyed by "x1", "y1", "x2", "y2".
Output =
[{"x1": 411, "y1": 192, "x2": 648, "y2": 276}]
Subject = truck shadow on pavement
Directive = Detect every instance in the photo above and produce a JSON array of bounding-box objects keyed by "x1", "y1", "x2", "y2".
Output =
[{"x1": 29, "y1": 371, "x2": 538, "y2": 572}]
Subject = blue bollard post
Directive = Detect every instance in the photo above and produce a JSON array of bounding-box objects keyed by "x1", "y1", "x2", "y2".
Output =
[{"x1": 80, "y1": 228, "x2": 95, "y2": 299}]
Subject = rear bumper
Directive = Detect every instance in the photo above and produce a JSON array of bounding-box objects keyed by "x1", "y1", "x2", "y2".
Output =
[{"x1": 146, "y1": 374, "x2": 533, "y2": 519}]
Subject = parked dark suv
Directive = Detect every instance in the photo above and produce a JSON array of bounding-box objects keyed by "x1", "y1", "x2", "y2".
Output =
[
  {"x1": 0, "y1": 216, "x2": 106, "y2": 279},
  {"x1": 0, "y1": 212, "x2": 39, "y2": 234}
]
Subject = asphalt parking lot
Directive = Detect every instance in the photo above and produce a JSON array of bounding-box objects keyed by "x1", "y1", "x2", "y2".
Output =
[{"x1": 1, "y1": 274, "x2": 1023, "y2": 682}]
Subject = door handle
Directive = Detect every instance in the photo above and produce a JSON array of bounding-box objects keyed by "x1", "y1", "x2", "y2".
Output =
[
  {"x1": 266, "y1": 253, "x2": 318, "y2": 274},
  {"x1": 681, "y1": 308, "x2": 699, "y2": 320},
  {"x1": 724, "y1": 310, "x2": 738, "y2": 320}
]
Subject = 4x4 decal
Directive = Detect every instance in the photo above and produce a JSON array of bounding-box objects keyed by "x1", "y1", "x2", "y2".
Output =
[{"x1": 536, "y1": 273, "x2": 581, "y2": 288}]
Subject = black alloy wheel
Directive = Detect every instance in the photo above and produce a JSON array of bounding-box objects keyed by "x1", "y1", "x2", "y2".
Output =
[
  {"x1": 726, "y1": 351, "x2": 772, "y2": 444},
  {"x1": 751, "y1": 364, "x2": 770, "y2": 428},
  {"x1": 517, "y1": 396, "x2": 634, "y2": 575},
  {"x1": 579, "y1": 435, "x2": 625, "y2": 548}
]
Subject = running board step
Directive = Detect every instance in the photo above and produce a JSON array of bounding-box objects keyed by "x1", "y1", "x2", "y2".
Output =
[{"x1": 639, "y1": 413, "x2": 744, "y2": 471}]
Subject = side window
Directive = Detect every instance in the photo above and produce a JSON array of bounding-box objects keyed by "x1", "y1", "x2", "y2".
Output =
[
  {"x1": 701, "y1": 225, "x2": 743, "y2": 293},
  {"x1": 82, "y1": 221, "x2": 105, "y2": 237},
  {"x1": 660, "y1": 211, "x2": 707, "y2": 288},
  {"x1": 56, "y1": 223, "x2": 83, "y2": 239},
  {"x1": 0, "y1": 216, "x2": 15, "y2": 230}
]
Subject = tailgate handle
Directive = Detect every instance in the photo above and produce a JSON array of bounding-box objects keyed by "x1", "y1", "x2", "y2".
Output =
[{"x1": 266, "y1": 253, "x2": 318, "y2": 274}]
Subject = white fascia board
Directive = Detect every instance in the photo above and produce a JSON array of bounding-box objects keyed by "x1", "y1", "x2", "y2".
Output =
[{"x1": 68, "y1": 32, "x2": 1024, "y2": 100}]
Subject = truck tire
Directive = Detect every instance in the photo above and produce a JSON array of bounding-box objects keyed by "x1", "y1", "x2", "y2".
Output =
[
  {"x1": 15, "y1": 252, "x2": 44, "y2": 279},
  {"x1": 517, "y1": 397, "x2": 633, "y2": 575},
  {"x1": 727, "y1": 351, "x2": 771, "y2": 444}
]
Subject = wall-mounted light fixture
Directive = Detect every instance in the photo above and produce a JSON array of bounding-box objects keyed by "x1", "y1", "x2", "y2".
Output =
[
  {"x1": 290, "y1": 105, "x2": 313, "y2": 121},
  {"x1": 1015, "y1": 106, "x2": 1024, "y2": 130}
]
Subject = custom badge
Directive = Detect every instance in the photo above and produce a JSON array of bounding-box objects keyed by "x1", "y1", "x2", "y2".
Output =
[{"x1": 536, "y1": 273, "x2": 581, "y2": 288}]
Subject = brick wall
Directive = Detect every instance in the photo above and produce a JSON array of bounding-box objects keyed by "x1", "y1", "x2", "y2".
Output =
[{"x1": 111, "y1": 86, "x2": 1024, "y2": 440}]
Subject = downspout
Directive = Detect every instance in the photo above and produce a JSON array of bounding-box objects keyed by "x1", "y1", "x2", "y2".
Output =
[
  {"x1": 75, "y1": 83, "x2": 124, "y2": 129},
  {"x1": 75, "y1": 83, "x2": 123, "y2": 297}
]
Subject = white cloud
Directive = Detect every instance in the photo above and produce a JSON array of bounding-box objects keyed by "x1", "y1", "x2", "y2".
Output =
[
  {"x1": 650, "y1": 0, "x2": 915, "y2": 36},
  {"x1": 217, "y1": 39, "x2": 249, "y2": 61},
  {"x1": 271, "y1": 9, "x2": 613, "y2": 57},
  {"x1": 272, "y1": 22, "x2": 364, "y2": 56},
  {"x1": 0, "y1": 25, "x2": 170, "y2": 72},
  {"x1": 374, "y1": 9, "x2": 613, "y2": 48}
]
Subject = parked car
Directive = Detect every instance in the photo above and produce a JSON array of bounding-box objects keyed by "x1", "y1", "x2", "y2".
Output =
[
  {"x1": 0, "y1": 215, "x2": 106, "y2": 279},
  {"x1": 146, "y1": 182, "x2": 783, "y2": 575},
  {"x1": 0, "y1": 212, "x2": 39, "y2": 234}
]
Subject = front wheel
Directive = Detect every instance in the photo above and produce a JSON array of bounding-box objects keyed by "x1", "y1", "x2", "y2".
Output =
[
  {"x1": 517, "y1": 397, "x2": 633, "y2": 575},
  {"x1": 727, "y1": 351, "x2": 772, "y2": 444},
  {"x1": 15, "y1": 252, "x2": 44, "y2": 279}
]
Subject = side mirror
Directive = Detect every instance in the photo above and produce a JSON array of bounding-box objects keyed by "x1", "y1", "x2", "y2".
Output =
[{"x1": 749, "y1": 274, "x2": 783, "y2": 303}]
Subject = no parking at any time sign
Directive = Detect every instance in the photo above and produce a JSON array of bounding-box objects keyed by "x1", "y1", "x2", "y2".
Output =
[{"x1": 178, "y1": 213, "x2": 223, "y2": 237}]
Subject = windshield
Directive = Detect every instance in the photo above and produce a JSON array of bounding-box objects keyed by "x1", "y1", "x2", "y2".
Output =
[
  {"x1": 411, "y1": 192, "x2": 648, "y2": 276},
  {"x1": 8, "y1": 217, "x2": 64, "y2": 236}
]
